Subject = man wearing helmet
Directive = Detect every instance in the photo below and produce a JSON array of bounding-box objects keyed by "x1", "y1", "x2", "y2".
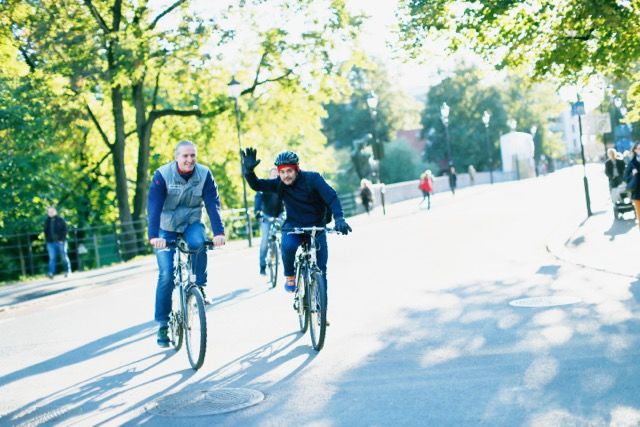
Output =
[{"x1": 241, "y1": 147, "x2": 352, "y2": 292}]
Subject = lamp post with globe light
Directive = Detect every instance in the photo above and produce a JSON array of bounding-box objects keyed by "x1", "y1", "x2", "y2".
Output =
[
  {"x1": 228, "y1": 76, "x2": 252, "y2": 246},
  {"x1": 482, "y1": 110, "x2": 493, "y2": 184},
  {"x1": 366, "y1": 92, "x2": 386, "y2": 215},
  {"x1": 441, "y1": 102, "x2": 452, "y2": 166}
]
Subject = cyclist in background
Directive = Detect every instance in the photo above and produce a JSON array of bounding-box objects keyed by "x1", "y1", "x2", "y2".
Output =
[
  {"x1": 147, "y1": 140, "x2": 226, "y2": 347},
  {"x1": 241, "y1": 148, "x2": 352, "y2": 292},
  {"x1": 254, "y1": 167, "x2": 285, "y2": 276}
]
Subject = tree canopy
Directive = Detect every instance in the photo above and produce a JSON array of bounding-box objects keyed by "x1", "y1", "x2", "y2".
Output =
[
  {"x1": 1, "y1": 0, "x2": 362, "y2": 257},
  {"x1": 398, "y1": 0, "x2": 640, "y2": 81}
]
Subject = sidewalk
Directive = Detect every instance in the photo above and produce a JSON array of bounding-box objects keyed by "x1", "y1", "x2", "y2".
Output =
[
  {"x1": 547, "y1": 207, "x2": 639, "y2": 279},
  {"x1": 0, "y1": 238, "x2": 252, "y2": 312}
]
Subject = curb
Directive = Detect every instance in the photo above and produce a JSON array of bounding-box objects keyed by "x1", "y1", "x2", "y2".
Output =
[
  {"x1": 545, "y1": 212, "x2": 638, "y2": 280},
  {"x1": 0, "y1": 239, "x2": 254, "y2": 313}
]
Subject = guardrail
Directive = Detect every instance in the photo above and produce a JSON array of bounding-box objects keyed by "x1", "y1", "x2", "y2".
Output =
[{"x1": 0, "y1": 171, "x2": 521, "y2": 283}]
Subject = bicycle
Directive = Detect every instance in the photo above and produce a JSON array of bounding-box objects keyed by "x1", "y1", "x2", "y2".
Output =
[
  {"x1": 165, "y1": 236, "x2": 214, "y2": 370},
  {"x1": 289, "y1": 226, "x2": 335, "y2": 351},
  {"x1": 265, "y1": 216, "x2": 283, "y2": 288}
]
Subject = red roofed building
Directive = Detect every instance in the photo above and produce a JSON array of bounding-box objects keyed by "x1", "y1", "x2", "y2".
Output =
[{"x1": 395, "y1": 129, "x2": 429, "y2": 157}]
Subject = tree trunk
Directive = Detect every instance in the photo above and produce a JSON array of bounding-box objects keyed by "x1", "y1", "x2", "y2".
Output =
[
  {"x1": 111, "y1": 86, "x2": 138, "y2": 260},
  {"x1": 132, "y1": 80, "x2": 153, "y2": 248}
]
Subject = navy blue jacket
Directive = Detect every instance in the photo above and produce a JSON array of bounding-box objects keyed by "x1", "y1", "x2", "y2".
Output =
[
  {"x1": 254, "y1": 191, "x2": 283, "y2": 218},
  {"x1": 624, "y1": 156, "x2": 640, "y2": 200},
  {"x1": 245, "y1": 170, "x2": 343, "y2": 229}
]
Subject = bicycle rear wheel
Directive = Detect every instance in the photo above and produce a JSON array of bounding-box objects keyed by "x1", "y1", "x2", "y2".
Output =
[
  {"x1": 168, "y1": 287, "x2": 183, "y2": 350},
  {"x1": 307, "y1": 270, "x2": 327, "y2": 351},
  {"x1": 295, "y1": 265, "x2": 309, "y2": 333},
  {"x1": 267, "y1": 240, "x2": 279, "y2": 288},
  {"x1": 184, "y1": 286, "x2": 207, "y2": 370}
]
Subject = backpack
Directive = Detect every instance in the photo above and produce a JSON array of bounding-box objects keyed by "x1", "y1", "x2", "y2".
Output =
[{"x1": 276, "y1": 176, "x2": 333, "y2": 225}]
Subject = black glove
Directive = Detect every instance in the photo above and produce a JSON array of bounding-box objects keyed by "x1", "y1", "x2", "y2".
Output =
[
  {"x1": 241, "y1": 147, "x2": 261, "y2": 174},
  {"x1": 334, "y1": 218, "x2": 352, "y2": 235}
]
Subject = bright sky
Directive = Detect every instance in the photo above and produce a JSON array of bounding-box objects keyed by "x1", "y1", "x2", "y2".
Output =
[{"x1": 154, "y1": 0, "x2": 444, "y2": 97}]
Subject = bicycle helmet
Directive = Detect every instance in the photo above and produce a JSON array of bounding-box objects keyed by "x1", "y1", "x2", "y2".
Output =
[{"x1": 274, "y1": 150, "x2": 299, "y2": 166}]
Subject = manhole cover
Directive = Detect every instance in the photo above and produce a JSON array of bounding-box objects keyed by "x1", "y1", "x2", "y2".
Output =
[
  {"x1": 509, "y1": 296, "x2": 581, "y2": 308},
  {"x1": 146, "y1": 388, "x2": 264, "y2": 417}
]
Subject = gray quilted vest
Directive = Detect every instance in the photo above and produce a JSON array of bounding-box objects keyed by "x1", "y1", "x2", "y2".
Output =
[{"x1": 158, "y1": 162, "x2": 210, "y2": 233}]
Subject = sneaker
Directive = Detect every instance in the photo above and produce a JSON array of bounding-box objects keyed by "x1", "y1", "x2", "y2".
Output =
[
  {"x1": 198, "y1": 286, "x2": 211, "y2": 305},
  {"x1": 284, "y1": 276, "x2": 296, "y2": 293},
  {"x1": 157, "y1": 326, "x2": 170, "y2": 347},
  {"x1": 47, "y1": 273, "x2": 54, "y2": 279},
  {"x1": 259, "y1": 266, "x2": 266, "y2": 276}
]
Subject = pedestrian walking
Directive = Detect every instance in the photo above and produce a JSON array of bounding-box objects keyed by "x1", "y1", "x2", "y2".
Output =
[
  {"x1": 605, "y1": 148, "x2": 626, "y2": 204},
  {"x1": 43, "y1": 206, "x2": 72, "y2": 279},
  {"x1": 448, "y1": 166, "x2": 457, "y2": 195},
  {"x1": 418, "y1": 170, "x2": 433, "y2": 209},
  {"x1": 468, "y1": 164, "x2": 476, "y2": 186},
  {"x1": 623, "y1": 142, "x2": 640, "y2": 229},
  {"x1": 359, "y1": 179, "x2": 374, "y2": 214}
]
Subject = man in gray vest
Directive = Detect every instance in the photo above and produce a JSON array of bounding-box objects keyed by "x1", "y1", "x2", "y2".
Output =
[{"x1": 147, "y1": 140, "x2": 226, "y2": 347}]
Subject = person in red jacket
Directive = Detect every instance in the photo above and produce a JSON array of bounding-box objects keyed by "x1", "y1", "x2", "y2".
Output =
[{"x1": 418, "y1": 170, "x2": 434, "y2": 209}]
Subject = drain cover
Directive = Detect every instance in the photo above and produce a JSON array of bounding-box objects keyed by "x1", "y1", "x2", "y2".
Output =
[
  {"x1": 146, "y1": 388, "x2": 264, "y2": 417},
  {"x1": 509, "y1": 296, "x2": 581, "y2": 308}
]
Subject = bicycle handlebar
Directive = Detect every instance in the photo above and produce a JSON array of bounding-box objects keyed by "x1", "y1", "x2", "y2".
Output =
[
  {"x1": 287, "y1": 226, "x2": 340, "y2": 235},
  {"x1": 165, "y1": 239, "x2": 215, "y2": 252}
]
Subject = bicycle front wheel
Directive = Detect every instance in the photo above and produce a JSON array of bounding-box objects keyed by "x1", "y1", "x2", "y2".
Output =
[
  {"x1": 169, "y1": 287, "x2": 183, "y2": 350},
  {"x1": 267, "y1": 240, "x2": 279, "y2": 288},
  {"x1": 295, "y1": 265, "x2": 309, "y2": 333},
  {"x1": 307, "y1": 270, "x2": 327, "y2": 351},
  {"x1": 184, "y1": 286, "x2": 207, "y2": 370}
]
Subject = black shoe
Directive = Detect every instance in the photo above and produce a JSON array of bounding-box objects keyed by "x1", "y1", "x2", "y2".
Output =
[
  {"x1": 259, "y1": 266, "x2": 266, "y2": 276},
  {"x1": 157, "y1": 326, "x2": 170, "y2": 347},
  {"x1": 198, "y1": 286, "x2": 211, "y2": 305},
  {"x1": 47, "y1": 273, "x2": 54, "y2": 279}
]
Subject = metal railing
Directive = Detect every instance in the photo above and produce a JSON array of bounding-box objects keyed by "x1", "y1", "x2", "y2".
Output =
[{"x1": 0, "y1": 195, "x2": 359, "y2": 283}]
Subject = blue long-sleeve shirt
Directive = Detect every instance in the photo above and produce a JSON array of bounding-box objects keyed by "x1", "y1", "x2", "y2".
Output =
[
  {"x1": 147, "y1": 168, "x2": 225, "y2": 239},
  {"x1": 245, "y1": 170, "x2": 343, "y2": 228}
]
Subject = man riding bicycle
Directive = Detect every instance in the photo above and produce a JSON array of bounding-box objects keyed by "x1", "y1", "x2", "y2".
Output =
[
  {"x1": 241, "y1": 148, "x2": 352, "y2": 292},
  {"x1": 147, "y1": 140, "x2": 226, "y2": 347}
]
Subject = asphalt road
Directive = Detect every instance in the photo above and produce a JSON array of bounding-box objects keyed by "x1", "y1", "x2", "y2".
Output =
[{"x1": 1, "y1": 166, "x2": 639, "y2": 426}]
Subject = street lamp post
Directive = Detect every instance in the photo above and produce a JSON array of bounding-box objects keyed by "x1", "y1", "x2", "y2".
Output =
[
  {"x1": 228, "y1": 76, "x2": 253, "y2": 247},
  {"x1": 530, "y1": 125, "x2": 538, "y2": 177},
  {"x1": 441, "y1": 102, "x2": 452, "y2": 166},
  {"x1": 573, "y1": 98, "x2": 593, "y2": 217},
  {"x1": 482, "y1": 110, "x2": 493, "y2": 184},
  {"x1": 367, "y1": 93, "x2": 386, "y2": 215}
]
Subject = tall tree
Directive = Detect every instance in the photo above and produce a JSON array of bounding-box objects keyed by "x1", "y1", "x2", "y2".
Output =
[
  {"x1": 398, "y1": 0, "x2": 640, "y2": 80},
  {"x1": 4, "y1": 0, "x2": 360, "y2": 258}
]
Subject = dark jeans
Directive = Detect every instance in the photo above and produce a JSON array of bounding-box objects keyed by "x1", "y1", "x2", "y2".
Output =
[
  {"x1": 154, "y1": 222, "x2": 207, "y2": 326},
  {"x1": 46, "y1": 241, "x2": 71, "y2": 276},
  {"x1": 281, "y1": 230, "x2": 328, "y2": 285}
]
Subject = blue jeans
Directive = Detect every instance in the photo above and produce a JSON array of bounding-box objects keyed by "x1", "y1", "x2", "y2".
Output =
[
  {"x1": 154, "y1": 222, "x2": 207, "y2": 326},
  {"x1": 259, "y1": 217, "x2": 273, "y2": 269},
  {"x1": 47, "y1": 241, "x2": 71, "y2": 276},
  {"x1": 281, "y1": 230, "x2": 328, "y2": 286}
]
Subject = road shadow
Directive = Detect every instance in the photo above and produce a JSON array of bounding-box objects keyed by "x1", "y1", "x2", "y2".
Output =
[
  {"x1": 604, "y1": 217, "x2": 636, "y2": 241},
  {"x1": 255, "y1": 275, "x2": 640, "y2": 425},
  {"x1": 0, "y1": 322, "x2": 156, "y2": 389},
  {"x1": 0, "y1": 322, "x2": 202, "y2": 427},
  {"x1": 536, "y1": 264, "x2": 561, "y2": 279},
  {"x1": 126, "y1": 331, "x2": 316, "y2": 425}
]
